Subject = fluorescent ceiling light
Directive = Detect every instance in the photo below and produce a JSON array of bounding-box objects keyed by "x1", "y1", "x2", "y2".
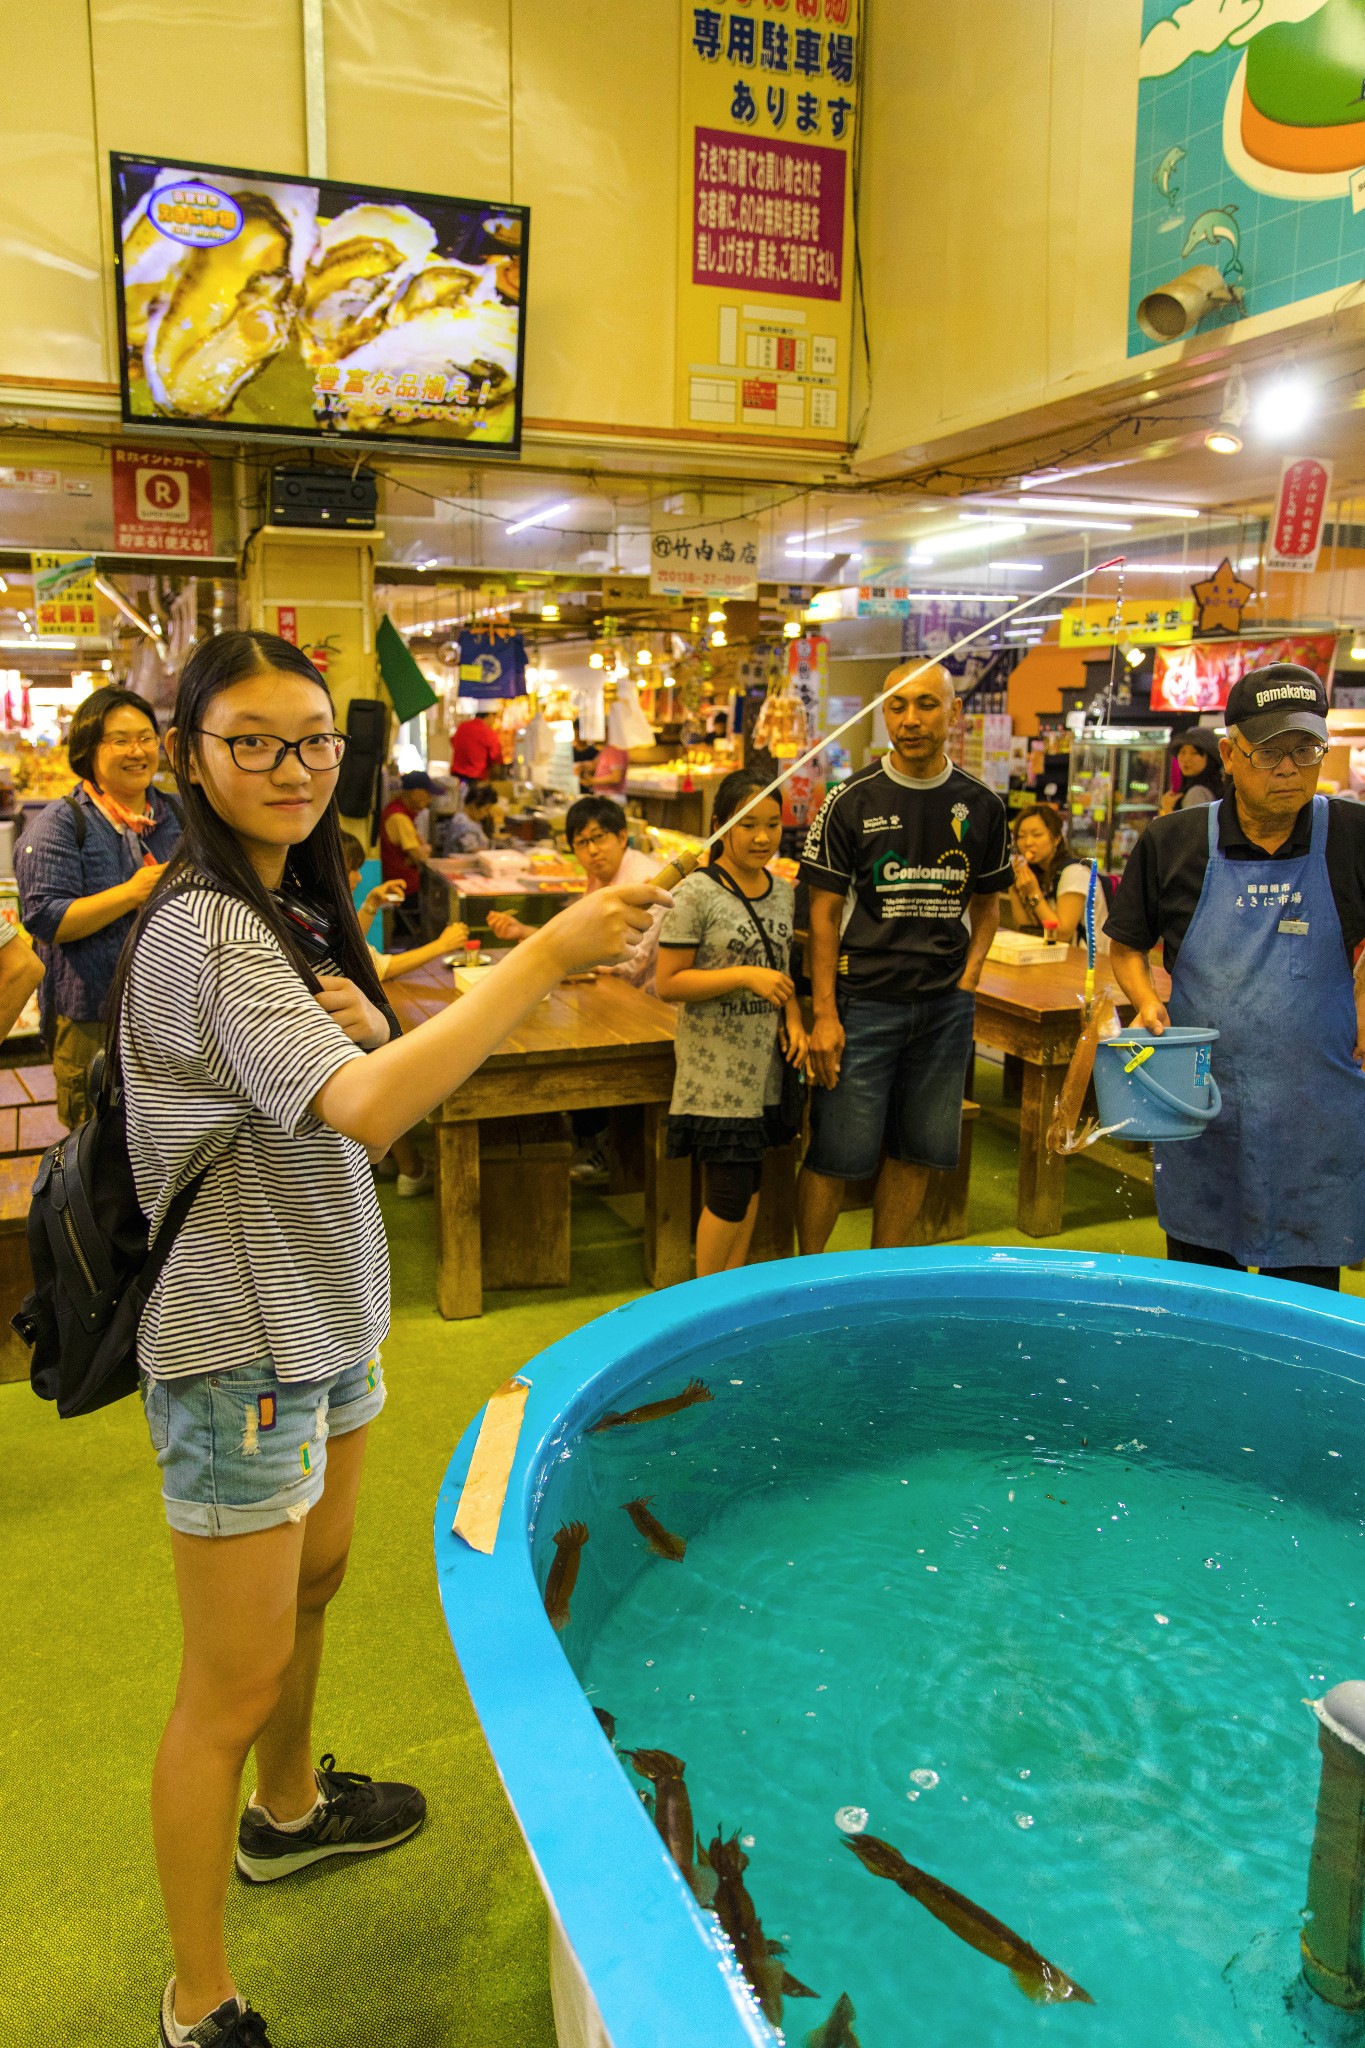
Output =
[
  {"x1": 998, "y1": 494, "x2": 1198, "y2": 519},
  {"x1": 786, "y1": 543, "x2": 862, "y2": 558},
  {"x1": 505, "y1": 500, "x2": 572, "y2": 536},
  {"x1": 909, "y1": 520, "x2": 1028, "y2": 561},
  {"x1": 0, "y1": 635, "x2": 77, "y2": 648},
  {"x1": 1013, "y1": 513, "x2": 1133, "y2": 532}
]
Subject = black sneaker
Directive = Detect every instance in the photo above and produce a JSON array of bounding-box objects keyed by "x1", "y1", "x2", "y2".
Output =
[
  {"x1": 159, "y1": 1985, "x2": 272, "y2": 2045},
  {"x1": 235, "y1": 1753, "x2": 426, "y2": 1883}
]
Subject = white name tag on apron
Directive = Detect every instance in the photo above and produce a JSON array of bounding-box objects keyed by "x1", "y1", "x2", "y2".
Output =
[{"x1": 1278, "y1": 918, "x2": 1310, "y2": 936}]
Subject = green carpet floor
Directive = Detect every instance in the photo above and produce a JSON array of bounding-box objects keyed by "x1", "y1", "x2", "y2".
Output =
[{"x1": 2, "y1": 1061, "x2": 1356, "y2": 2045}]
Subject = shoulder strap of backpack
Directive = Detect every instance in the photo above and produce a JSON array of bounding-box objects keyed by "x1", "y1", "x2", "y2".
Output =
[
  {"x1": 62, "y1": 792, "x2": 87, "y2": 850},
  {"x1": 139, "y1": 1164, "x2": 210, "y2": 1299},
  {"x1": 704, "y1": 862, "x2": 779, "y2": 971}
]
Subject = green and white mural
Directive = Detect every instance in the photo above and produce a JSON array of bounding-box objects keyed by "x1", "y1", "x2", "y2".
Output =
[{"x1": 1131, "y1": 0, "x2": 1365, "y2": 354}]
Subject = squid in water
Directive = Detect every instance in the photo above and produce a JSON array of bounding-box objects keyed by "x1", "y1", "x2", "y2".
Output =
[
  {"x1": 844, "y1": 1832, "x2": 1093, "y2": 2005},
  {"x1": 589, "y1": 1378, "x2": 713, "y2": 1432},
  {"x1": 702, "y1": 1828, "x2": 818, "y2": 2026},
  {"x1": 542, "y1": 1521, "x2": 588, "y2": 1632},
  {"x1": 624, "y1": 1750, "x2": 714, "y2": 1906}
]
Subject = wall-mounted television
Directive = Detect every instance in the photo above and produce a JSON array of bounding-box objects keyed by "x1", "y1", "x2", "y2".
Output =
[{"x1": 112, "y1": 152, "x2": 528, "y2": 457}]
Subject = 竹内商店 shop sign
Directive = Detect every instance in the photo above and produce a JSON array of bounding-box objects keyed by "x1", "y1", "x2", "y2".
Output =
[
  {"x1": 677, "y1": 2, "x2": 858, "y2": 447},
  {"x1": 649, "y1": 508, "x2": 760, "y2": 599}
]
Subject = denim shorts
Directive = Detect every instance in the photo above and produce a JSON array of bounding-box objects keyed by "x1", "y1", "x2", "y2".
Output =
[
  {"x1": 140, "y1": 1354, "x2": 386, "y2": 1539},
  {"x1": 804, "y1": 986, "x2": 976, "y2": 1181}
]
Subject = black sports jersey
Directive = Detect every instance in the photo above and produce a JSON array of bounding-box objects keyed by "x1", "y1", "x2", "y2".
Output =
[{"x1": 800, "y1": 758, "x2": 1012, "y2": 1000}]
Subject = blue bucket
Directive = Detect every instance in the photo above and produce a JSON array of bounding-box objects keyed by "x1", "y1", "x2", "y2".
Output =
[{"x1": 1092, "y1": 1026, "x2": 1221, "y2": 1142}]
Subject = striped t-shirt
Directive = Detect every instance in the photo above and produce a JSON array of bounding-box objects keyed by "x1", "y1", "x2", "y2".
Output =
[{"x1": 121, "y1": 881, "x2": 389, "y2": 1383}]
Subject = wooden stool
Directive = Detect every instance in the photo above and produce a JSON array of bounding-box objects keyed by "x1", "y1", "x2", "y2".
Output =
[
  {"x1": 479, "y1": 1114, "x2": 573, "y2": 1290},
  {"x1": 838, "y1": 1100, "x2": 980, "y2": 1246}
]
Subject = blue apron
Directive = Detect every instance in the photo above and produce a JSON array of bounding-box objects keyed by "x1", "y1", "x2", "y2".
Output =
[{"x1": 1155, "y1": 796, "x2": 1365, "y2": 1269}]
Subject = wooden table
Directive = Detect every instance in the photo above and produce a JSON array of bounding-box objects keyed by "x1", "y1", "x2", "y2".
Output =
[
  {"x1": 419, "y1": 856, "x2": 581, "y2": 944},
  {"x1": 389, "y1": 961, "x2": 692, "y2": 1318},
  {"x1": 972, "y1": 953, "x2": 1168, "y2": 1238}
]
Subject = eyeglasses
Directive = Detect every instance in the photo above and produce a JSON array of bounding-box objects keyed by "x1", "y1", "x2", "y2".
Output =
[
  {"x1": 101, "y1": 735, "x2": 159, "y2": 754},
  {"x1": 196, "y1": 730, "x2": 347, "y2": 773},
  {"x1": 572, "y1": 830, "x2": 619, "y2": 852},
  {"x1": 1230, "y1": 736, "x2": 1326, "y2": 772}
]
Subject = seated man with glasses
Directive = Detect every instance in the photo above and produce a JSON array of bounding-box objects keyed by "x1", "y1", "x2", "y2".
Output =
[
  {"x1": 1107, "y1": 663, "x2": 1365, "y2": 1290},
  {"x1": 488, "y1": 795, "x2": 664, "y2": 992}
]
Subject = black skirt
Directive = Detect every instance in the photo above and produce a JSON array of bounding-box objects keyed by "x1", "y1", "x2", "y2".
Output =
[{"x1": 666, "y1": 1106, "x2": 794, "y2": 1165}]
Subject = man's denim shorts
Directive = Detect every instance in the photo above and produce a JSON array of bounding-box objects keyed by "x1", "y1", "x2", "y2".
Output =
[
  {"x1": 804, "y1": 986, "x2": 976, "y2": 1182},
  {"x1": 139, "y1": 1354, "x2": 386, "y2": 1539}
]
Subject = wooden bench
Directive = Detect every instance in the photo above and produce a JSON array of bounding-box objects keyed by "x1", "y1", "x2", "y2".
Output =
[{"x1": 0, "y1": 1156, "x2": 35, "y2": 1384}]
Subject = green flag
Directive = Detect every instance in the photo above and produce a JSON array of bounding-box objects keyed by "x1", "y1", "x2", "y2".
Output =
[{"x1": 376, "y1": 613, "x2": 438, "y2": 722}]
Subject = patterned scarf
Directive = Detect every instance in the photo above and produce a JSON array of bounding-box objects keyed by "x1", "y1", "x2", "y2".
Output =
[{"x1": 81, "y1": 778, "x2": 154, "y2": 835}]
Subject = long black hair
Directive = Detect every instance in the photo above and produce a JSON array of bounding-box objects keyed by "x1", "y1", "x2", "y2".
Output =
[
  {"x1": 107, "y1": 630, "x2": 386, "y2": 1035},
  {"x1": 707, "y1": 771, "x2": 777, "y2": 862},
  {"x1": 1173, "y1": 725, "x2": 1225, "y2": 800}
]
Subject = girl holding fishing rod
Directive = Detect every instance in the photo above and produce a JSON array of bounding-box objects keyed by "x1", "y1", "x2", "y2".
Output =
[
  {"x1": 108, "y1": 631, "x2": 667, "y2": 2048},
  {"x1": 655, "y1": 771, "x2": 808, "y2": 1277}
]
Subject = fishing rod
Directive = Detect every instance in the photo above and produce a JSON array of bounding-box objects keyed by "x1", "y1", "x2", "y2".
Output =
[{"x1": 651, "y1": 556, "x2": 1126, "y2": 890}]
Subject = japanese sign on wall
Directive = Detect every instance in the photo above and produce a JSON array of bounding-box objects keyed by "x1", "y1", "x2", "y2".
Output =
[
  {"x1": 111, "y1": 446, "x2": 214, "y2": 557},
  {"x1": 649, "y1": 508, "x2": 760, "y2": 599},
  {"x1": 1152, "y1": 633, "x2": 1336, "y2": 713},
  {"x1": 1060, "y1": 597, "x2": 1196, "y2": 648},
  {"x1": 678, "y1": 1, "x2": 859, "y2": 447},
  {"x1": 30, "y1": 552, "x2": 98, "y2": 638},
  {"x1": 1266, "y1": 456, "x2": 1332, "y2": 575}
]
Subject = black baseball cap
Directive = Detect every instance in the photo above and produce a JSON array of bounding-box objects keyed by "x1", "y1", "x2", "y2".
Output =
[
  {"x1": 1224, "y1": 662, "x2": 1329, "y2": 745},
  {"x1": 400, "y1": 769, "x2": 439, "y2": 792}
]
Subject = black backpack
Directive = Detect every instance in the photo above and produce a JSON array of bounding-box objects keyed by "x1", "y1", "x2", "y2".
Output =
[{"x1": 14, "y1": 1053, "x2": 207, "y2": 1419}]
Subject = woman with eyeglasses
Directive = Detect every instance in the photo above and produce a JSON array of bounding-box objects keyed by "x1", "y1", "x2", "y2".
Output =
[
  {"x1": 1108, "y1": 663, "x2": 1365, "y2": 1291},
  {"x1": 100, "y1": 631, "x2": 665, "y2": 2048},
  {"x1": 15, "y1": 683, "x2": 180, "y2": 1127}
]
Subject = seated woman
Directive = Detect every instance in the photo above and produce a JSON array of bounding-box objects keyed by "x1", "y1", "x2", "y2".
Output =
[
  {"x1": 1008, "y1": 804, "x2": 1107, "y2": 951},
  {"x1": 16, "y1": 684, "x2": 180, "y2": 1127},
  {"x1": 441, "y1": 782, "x2": 502, "y2": 854},
  {"x1": 1159, "y1": 726, "x2": 1224, "y2": 813}
]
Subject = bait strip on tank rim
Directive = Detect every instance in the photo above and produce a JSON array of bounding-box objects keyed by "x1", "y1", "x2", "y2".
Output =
[
  {"x1": 650, "y1": 557, "x2": 1127, "y2": 890},
  {"x1": 452, "y1": 1373, "x2": 532, "y2": 1552}
]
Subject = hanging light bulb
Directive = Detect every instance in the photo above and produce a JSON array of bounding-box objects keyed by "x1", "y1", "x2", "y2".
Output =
[
  {"x1": 707, "y1": 608, "x2": 726, "y2": 625},
  {"x1": 636, "y1": 646, "x2": 652, "y2": 664},
  {"x1": 1254, "y1": 364, "x2": 1315, "y2": 440},
  {"x1": 588, "y1": 650, "x2": 604, "y2": 669},
  {"x1": 1123, "y1": 644, "x2": 1145, "y2": 669},
  {"x1": 1205, "y1": 368, "x2": 1249, "y2": 455},
  {"x1": 1350, "y1": 635, "x2": 1365, "y2": 664},
  {"x1": 783, "y1": 620, "x2": 802, "y2": 639},
  {"x1": 710, "y1": 628, "x2": 727, "y2": 647}
]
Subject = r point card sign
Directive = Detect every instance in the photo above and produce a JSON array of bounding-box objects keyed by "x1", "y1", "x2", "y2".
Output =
[
  {"x1": 1266, "y1": 456, "x2": 1333, "y2": 575},
  {"x1": 111, "y1": 446, "x2": 214, "y2": 557},
  {"x1": 677, "y1": 1, "x2": 859, "y2": 449}
]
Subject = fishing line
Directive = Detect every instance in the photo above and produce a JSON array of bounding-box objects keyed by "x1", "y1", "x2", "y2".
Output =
[{"x1": 653, "y1": 556, "x2": 1127, "y2": 887}]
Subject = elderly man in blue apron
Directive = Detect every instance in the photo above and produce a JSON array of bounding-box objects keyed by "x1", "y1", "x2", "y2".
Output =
[{"x1": 1107, "y1": 663, "x2": 1365, "y2": 1290}]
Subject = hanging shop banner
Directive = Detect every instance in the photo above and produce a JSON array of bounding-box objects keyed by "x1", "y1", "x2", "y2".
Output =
[
  {"x1": 650, "y1": 509, "x2": 760, "y2": 599},
  {"x1": 787, "y1": 631, "x2": 828, "y2": 732},
  {"x1": 1129, "y1": 8, "x2": 1365, "y2": 356},
  {"x1": 111, "y1": 446, "x2": 214, "y2": 557},
  {"x1": 1151, "y1": 632, "x2": 1337, "y2": 714},
  {"x1": 30, "y1": 552, "x2": 98, "y2": 638},
  {"x1": 1060, "y1": 597, "x2": 1196, "y2": 649},
  {"x1": 676, "y1": 1, "x2": 859, "y2": 446},
  {"x1": 1266, "y1": 456, "x2": 1333, "y2": 575}
]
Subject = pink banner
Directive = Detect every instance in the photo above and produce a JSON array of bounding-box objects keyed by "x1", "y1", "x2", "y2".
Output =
[{"x1": 692, "y1": 127, "x2": 845, "y2": 300}]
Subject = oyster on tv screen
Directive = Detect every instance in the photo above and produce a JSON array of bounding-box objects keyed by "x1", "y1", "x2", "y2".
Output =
[{"x1": 112, "y1": 153, "x2": 528, "y2": 455}]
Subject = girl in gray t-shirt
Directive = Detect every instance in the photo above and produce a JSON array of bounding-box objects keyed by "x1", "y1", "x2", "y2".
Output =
[{"x1": 656, "y1": 772, "x2": 808, "y2": 1276}]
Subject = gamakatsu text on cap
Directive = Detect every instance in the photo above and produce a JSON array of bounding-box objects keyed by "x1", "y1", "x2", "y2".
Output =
[{"x1": 1255, "y1": 684, "x2": 1317, "y2": 703}]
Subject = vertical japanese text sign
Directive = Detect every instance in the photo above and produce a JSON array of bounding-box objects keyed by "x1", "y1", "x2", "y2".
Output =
[
  {"x1": 1266, "y1": 457, "x2": 1333, "y2": 575},
  {"x1": 678, "y1": 0, "x2": 859, "y2": 447}
]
